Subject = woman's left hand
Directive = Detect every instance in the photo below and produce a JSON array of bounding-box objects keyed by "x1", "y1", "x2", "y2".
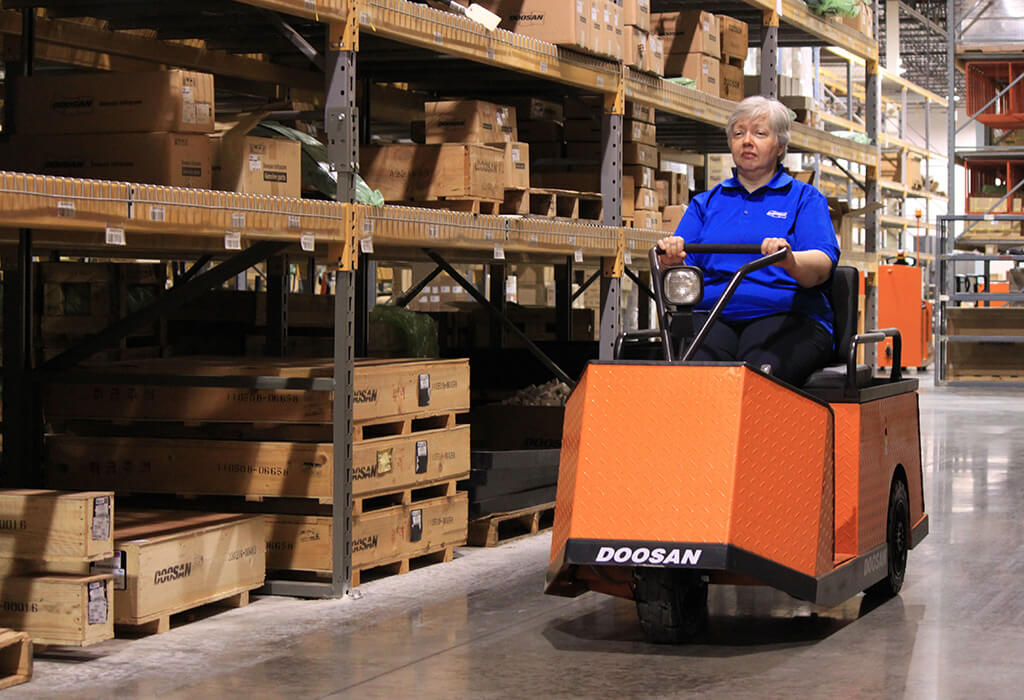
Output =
[{"x1": 761, "y1": 237, "x2": 794, "y2": 265}]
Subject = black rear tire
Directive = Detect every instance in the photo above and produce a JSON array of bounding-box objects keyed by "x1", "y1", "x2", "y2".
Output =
[
  {"x1": 866, "y1": 478, "x2": 910, "y2": 597},
  {"x1": 634, "y1": 568, "x2": 708, "y2": 644}
]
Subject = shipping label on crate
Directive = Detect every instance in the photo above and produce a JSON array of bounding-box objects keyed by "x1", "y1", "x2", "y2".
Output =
[
  {"x1": 87, "y1": 581, "x2": 108, "y2": 625},
  {"x1": 92, "y1": 496, "x2": 111, "y2": 541},
  {"x1": 91, "y1": 551, "x2": 127, "y2": 591}
]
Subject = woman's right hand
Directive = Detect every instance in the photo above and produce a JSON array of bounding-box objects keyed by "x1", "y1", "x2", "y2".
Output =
[{"x1": 657, "y1": 236, "x2": 686, "y2": 265}]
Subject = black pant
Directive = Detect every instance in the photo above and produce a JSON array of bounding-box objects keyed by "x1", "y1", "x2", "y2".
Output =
[{"x1": 685, "y1": 313, "x2": 833, "y2": 387}]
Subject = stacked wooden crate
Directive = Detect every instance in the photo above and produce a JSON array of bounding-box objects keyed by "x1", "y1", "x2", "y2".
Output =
[
  {"x1": 0, "y1": 490, "x2": 115, "y2": 647},
  {"x1": 43, "y1": 357, "x2": 471, "y2": 587},
  {"x1": 38, "y1": 262, "x2": 167, "y2": 363}
]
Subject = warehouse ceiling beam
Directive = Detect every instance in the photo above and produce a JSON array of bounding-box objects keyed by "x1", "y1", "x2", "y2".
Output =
[
  {"x1": 423, "y1": 248, "x2": 576, "y2": 389},
  {"x1": 0, "y1": 10, "x2": 324, "y2": 90},
  {"x1": 42, "y1": 240, "x2": 291, "y2": 371},
  {"x1": 897, "y1": 1, "x2": 947, "y2": 39}
]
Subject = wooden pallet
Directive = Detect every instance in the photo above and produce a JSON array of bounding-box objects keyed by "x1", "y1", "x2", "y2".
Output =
[
  {"x1": 467, "y1": 501, "x2": 556, "y2": 547},
  {"x1": 353, "y1": 545, "x2": 456, "y2": 587},
  {"x1": 354, "y1": 410, "x2": 458, "y2": 441},
  {"x1": 526, "y1": 188, "x2": 603, "y2": 221},
  {"x1": 722, "y1": 54, "x2": 745, "y2": 68},
  {"x1": 0, "y1": 629, "x2": 32, "y2": 691},
  {"x1": 115, "y1": 585, "x2": 255, "y2": 636},
  {"x1": 354, "y1": 477, "x2": 459, "y2": 515},
  {"x1": 393, "y1": 198, "x2": 500, "y2": 215}
]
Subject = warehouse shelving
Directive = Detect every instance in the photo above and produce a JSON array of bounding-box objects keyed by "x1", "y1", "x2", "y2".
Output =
[
  {"x1": 934, "y1": 1, "x2": 1024, "y2": 385},
  {"x1": 0, "y1": 0, "x2": 891, "y2": 598}
]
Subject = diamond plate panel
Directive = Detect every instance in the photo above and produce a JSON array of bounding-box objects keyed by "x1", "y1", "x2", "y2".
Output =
[
  {"x1": 570, "y1": 364, "x2": 746, "y2": 545},
  {"x1": 833, "y1": 403, "x2": 863, "y2": 560},
  {"x1": 858, "y1": 392, "x2": 924, "y2": 552},
  {"x1": 550, "y1": 369, "x2": 587, "y2": 566},
  {"x1": 730, "y1": 372, "x2": 834, "y2": 577}
]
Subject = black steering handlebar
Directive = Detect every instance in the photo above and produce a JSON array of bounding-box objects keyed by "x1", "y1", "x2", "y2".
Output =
[{"x1": 650, "y1": 244, "x2": 788, "y2": 362}]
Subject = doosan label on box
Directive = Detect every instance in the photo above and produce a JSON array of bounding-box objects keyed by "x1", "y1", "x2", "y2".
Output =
[{"x1": 15, "y1": 70, "x2": 215, "y2": 135}]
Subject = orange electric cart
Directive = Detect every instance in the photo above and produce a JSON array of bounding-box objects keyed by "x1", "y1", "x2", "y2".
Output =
[{"x1": 546, "y1": 245, "x2": 928, "y2": 643}]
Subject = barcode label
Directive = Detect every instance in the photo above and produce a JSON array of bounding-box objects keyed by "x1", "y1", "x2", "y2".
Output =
[
  {"x1": 494, "y1": 244, "x2": 505, "y2": 260},
  {"x1": 574, "y1": 249, "x2": 584, "y2": 263},
  {"x1": 57, "y1": 200, "x2": 75, "y2": 217},
  {"x1": 224, "y1": 231, "x2": 242, "y2": 250},
  {"x1": 624, "y1": 251, "x2": 633, "y2": 265},
  {"x1": 288, "y1": 215, "x2": 301, "y2": 229},
  {"x1": 428, "y1": 225, "x2": 440, "y2": 239},
  {"x1": 364, "y1": 219, "x2": 375, "y2": 234},
  {"x1": 360, "y1": 237, "x2": 374, "y2": 254},
  {"x1": 232, "y1": 212, "x2": 246, "y2": 228},
  {"x1": 105, "y1": 227, "x2": 126, "y2": 246},
  {"x1": 300, "y1": 233, "x2": 315, "y2": 252},
  {"x1": 540, "y1": 61, "x2": 548, "y2": 73},
  {"x1": 150, "y1": 206, "x2": 166, "y2": 222}
]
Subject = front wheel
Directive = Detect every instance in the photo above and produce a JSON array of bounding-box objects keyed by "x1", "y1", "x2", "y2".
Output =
[
  {"x1": 866, "y1": 479, "x2": 910, "y2": 597},
  {"x1": 634, "y1": 568, "x2": 708, "y2": 644}
]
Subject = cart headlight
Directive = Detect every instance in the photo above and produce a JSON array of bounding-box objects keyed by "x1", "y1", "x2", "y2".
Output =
[{"x1": 663, "y1": 267, "x2": 704, "y2": 306}]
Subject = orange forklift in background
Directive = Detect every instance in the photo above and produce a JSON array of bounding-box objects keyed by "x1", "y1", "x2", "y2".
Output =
[
  {"x1": 877, "y1": 253, "x2": 932, "y2": 370},
  {"x1": 546, "y1": 245, "x2": 928, "y2": 643}
]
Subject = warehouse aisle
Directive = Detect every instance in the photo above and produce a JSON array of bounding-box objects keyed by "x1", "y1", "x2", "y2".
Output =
[{"x1": 11, "y1": 377, "x2": 1024, "y2": 700}]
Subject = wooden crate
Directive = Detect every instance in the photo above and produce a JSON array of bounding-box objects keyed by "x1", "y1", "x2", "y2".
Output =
[
  {"x1": 43, "y1": 357, "x2": 470, "y2": 425},
  {"x1": 103, "y1": 511, "x2": 265, "y2": 634},
  {"x1": 264, "y1": 493, "x2": 468, "y2": 577},
  {"x1": 0, "y1": 490, "x2": 113, "y2": 562},
  {"x1": 45, "y1": 425, "x2": 470, "y2": 503},
  {"x1": 0, "y1": 574, "x2": 114, "y2": 647},
  {"x1": 0, "y1": 629, "x2": 31, "y2": 690}
]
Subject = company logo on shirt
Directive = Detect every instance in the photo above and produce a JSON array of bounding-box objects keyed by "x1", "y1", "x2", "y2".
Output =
[{"x1": 766, "y1": 210, "x2": 789, "y2": 219}]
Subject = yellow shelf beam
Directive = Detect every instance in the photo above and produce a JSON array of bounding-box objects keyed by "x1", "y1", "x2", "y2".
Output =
[{"x1": 826, "y1": 47, "x2": 948, "y2": 106}]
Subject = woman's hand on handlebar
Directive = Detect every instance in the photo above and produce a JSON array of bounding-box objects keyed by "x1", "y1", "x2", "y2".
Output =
[
  {"x1": 657, "y1": 236, "x2": 687, "y2": 265},
  {"x1": 761, "y1": 237, "x2": 794, "y2": 267}
]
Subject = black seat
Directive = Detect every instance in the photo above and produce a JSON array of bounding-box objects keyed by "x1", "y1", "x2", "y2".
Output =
[{"x1": 803, "y1": 266, "x2": 873, "y2": 389}]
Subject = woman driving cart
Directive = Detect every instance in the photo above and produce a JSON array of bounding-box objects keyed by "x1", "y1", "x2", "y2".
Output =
[{"x1": 657, "y1": 96, "x2": 840, "y2": 387}]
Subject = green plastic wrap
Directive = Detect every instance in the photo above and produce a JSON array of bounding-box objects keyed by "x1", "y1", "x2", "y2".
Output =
[
  {"x1": 831, "y1": 130, "x2": 873, "y2": 145},
  {"x1": 368, "y1": 305, "x2": 439, "y2": 358},
  {"x1": 804, "y1": 0, "x2": 865, "y2": 17},
  {"x1": 667, "y1": 77, "x2": 698, "y2": 89},
  {"x1": 250, "y1": 122, "x2": 384, "y2": 205}
]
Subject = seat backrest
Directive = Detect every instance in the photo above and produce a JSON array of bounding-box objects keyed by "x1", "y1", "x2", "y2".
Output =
[{"x1": 829, "y1": 266, "x2": 860, "y2": 364}]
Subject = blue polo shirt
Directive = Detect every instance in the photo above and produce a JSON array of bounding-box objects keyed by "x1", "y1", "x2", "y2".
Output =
[{"x1": 673, "y1": 167, "x2": 840, "y2": 335}]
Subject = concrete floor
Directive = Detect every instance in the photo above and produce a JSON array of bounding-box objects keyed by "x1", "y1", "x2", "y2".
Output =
[{"x1": 10, "y1": 375, "x2": 1024, "y2": 699}]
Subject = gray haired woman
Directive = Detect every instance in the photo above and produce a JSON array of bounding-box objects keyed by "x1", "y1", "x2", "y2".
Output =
[{"x1": 655, "y1": 95, "x2": 841, "y2": 387}]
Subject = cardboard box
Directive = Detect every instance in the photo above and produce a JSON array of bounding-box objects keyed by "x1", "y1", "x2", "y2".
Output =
[
  {"x1": 0, "y1": 490, "x2": 113, "y2": 562},
  {"x1": 623, "y1": 174, "x2": 635, "y2": 217},
  {"x1": 508, "y1": 97, "x2": 564, "y2": 122},
  {"x1": 842, "y1": 4, "x2": 873, "y2": 38},
  {"x1": 656, "y1": 179, "x2": 668, "y2": 209},
  {"x1": 625, "y1": 119, "x2": 656, "y2": 145},
  {"x1": 14, "y1": 69, "x2": 214, "y2": 135},
  {"x1": 360, "y1": 144, "x2": 505, "y2": 202},
  {"x1": 657, "y1": 170, "x2": 689, "y2": 205},
  {"x1": 426, "y1": 100, "x2": 517, "y2": 144},
  {"x1": 625, "y1": 164, "x2": 656, "y2": 189},
  {"x1": 563, "y1": 95, "x2": 602, "y2": 120},
  {"x1": 6, "y1": 132, "x2": 211, "y2": 188},
  {"x1": 648, "y1": 34, "x2": 666, "y2": 77},
  {"x1": 623, "y1": 141, "x2": 659, "y2": 167},
  {"x1": 489, "y1": 141, "x2": 530, "y2": 190},
  {"x1": 604, "y1": 0, "x2": 623, "y2": 59},
  {"x1": 706, "y1": 153, "x2": 733, "y2": 188},
  {"x1": 669, "y1": 53, "x2": 720, "y2": 97},
  {"x1": 624, "y1": 0, "x2": 651, "y2": 30},
  {"x1": 625, "y1": 101, "x2": 655, "y2": 124},
  {"x1": 720, "y1": 62, "x2": 745, "y2": 102},
  {"x1": 663, "y1": 204, "x2": 686, "y2": 232},
  {"x1": 634, "y1": 210, "x2": 662, "y2": 229},
  {"x1": 717, "y1": 15, "x2": 748, "y2": 61},
  {"x1": 655, "y1": 11, "x2": 720, "y2": 58},
  {"x1": 625, "y1": 26, "x2": 650, "y2": 69},
  {"x1": 517, "y1": 120, "x2": 564, "y2": 143},
  {"x1": 213, "y1": 134, "x2": 301, "y2": 198},
  {"x1": 98, "y1": 511, "x2": 264, "y2": 628},
  {"x1": 481, "y1": 0, "x2": 588, "y2": 50},
  {"x1": 0, "y1": 575, "x2": 113, "y2": 647},
  {"x1": 634, "y1": 187, "x2": 658, "y2": 212}
]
